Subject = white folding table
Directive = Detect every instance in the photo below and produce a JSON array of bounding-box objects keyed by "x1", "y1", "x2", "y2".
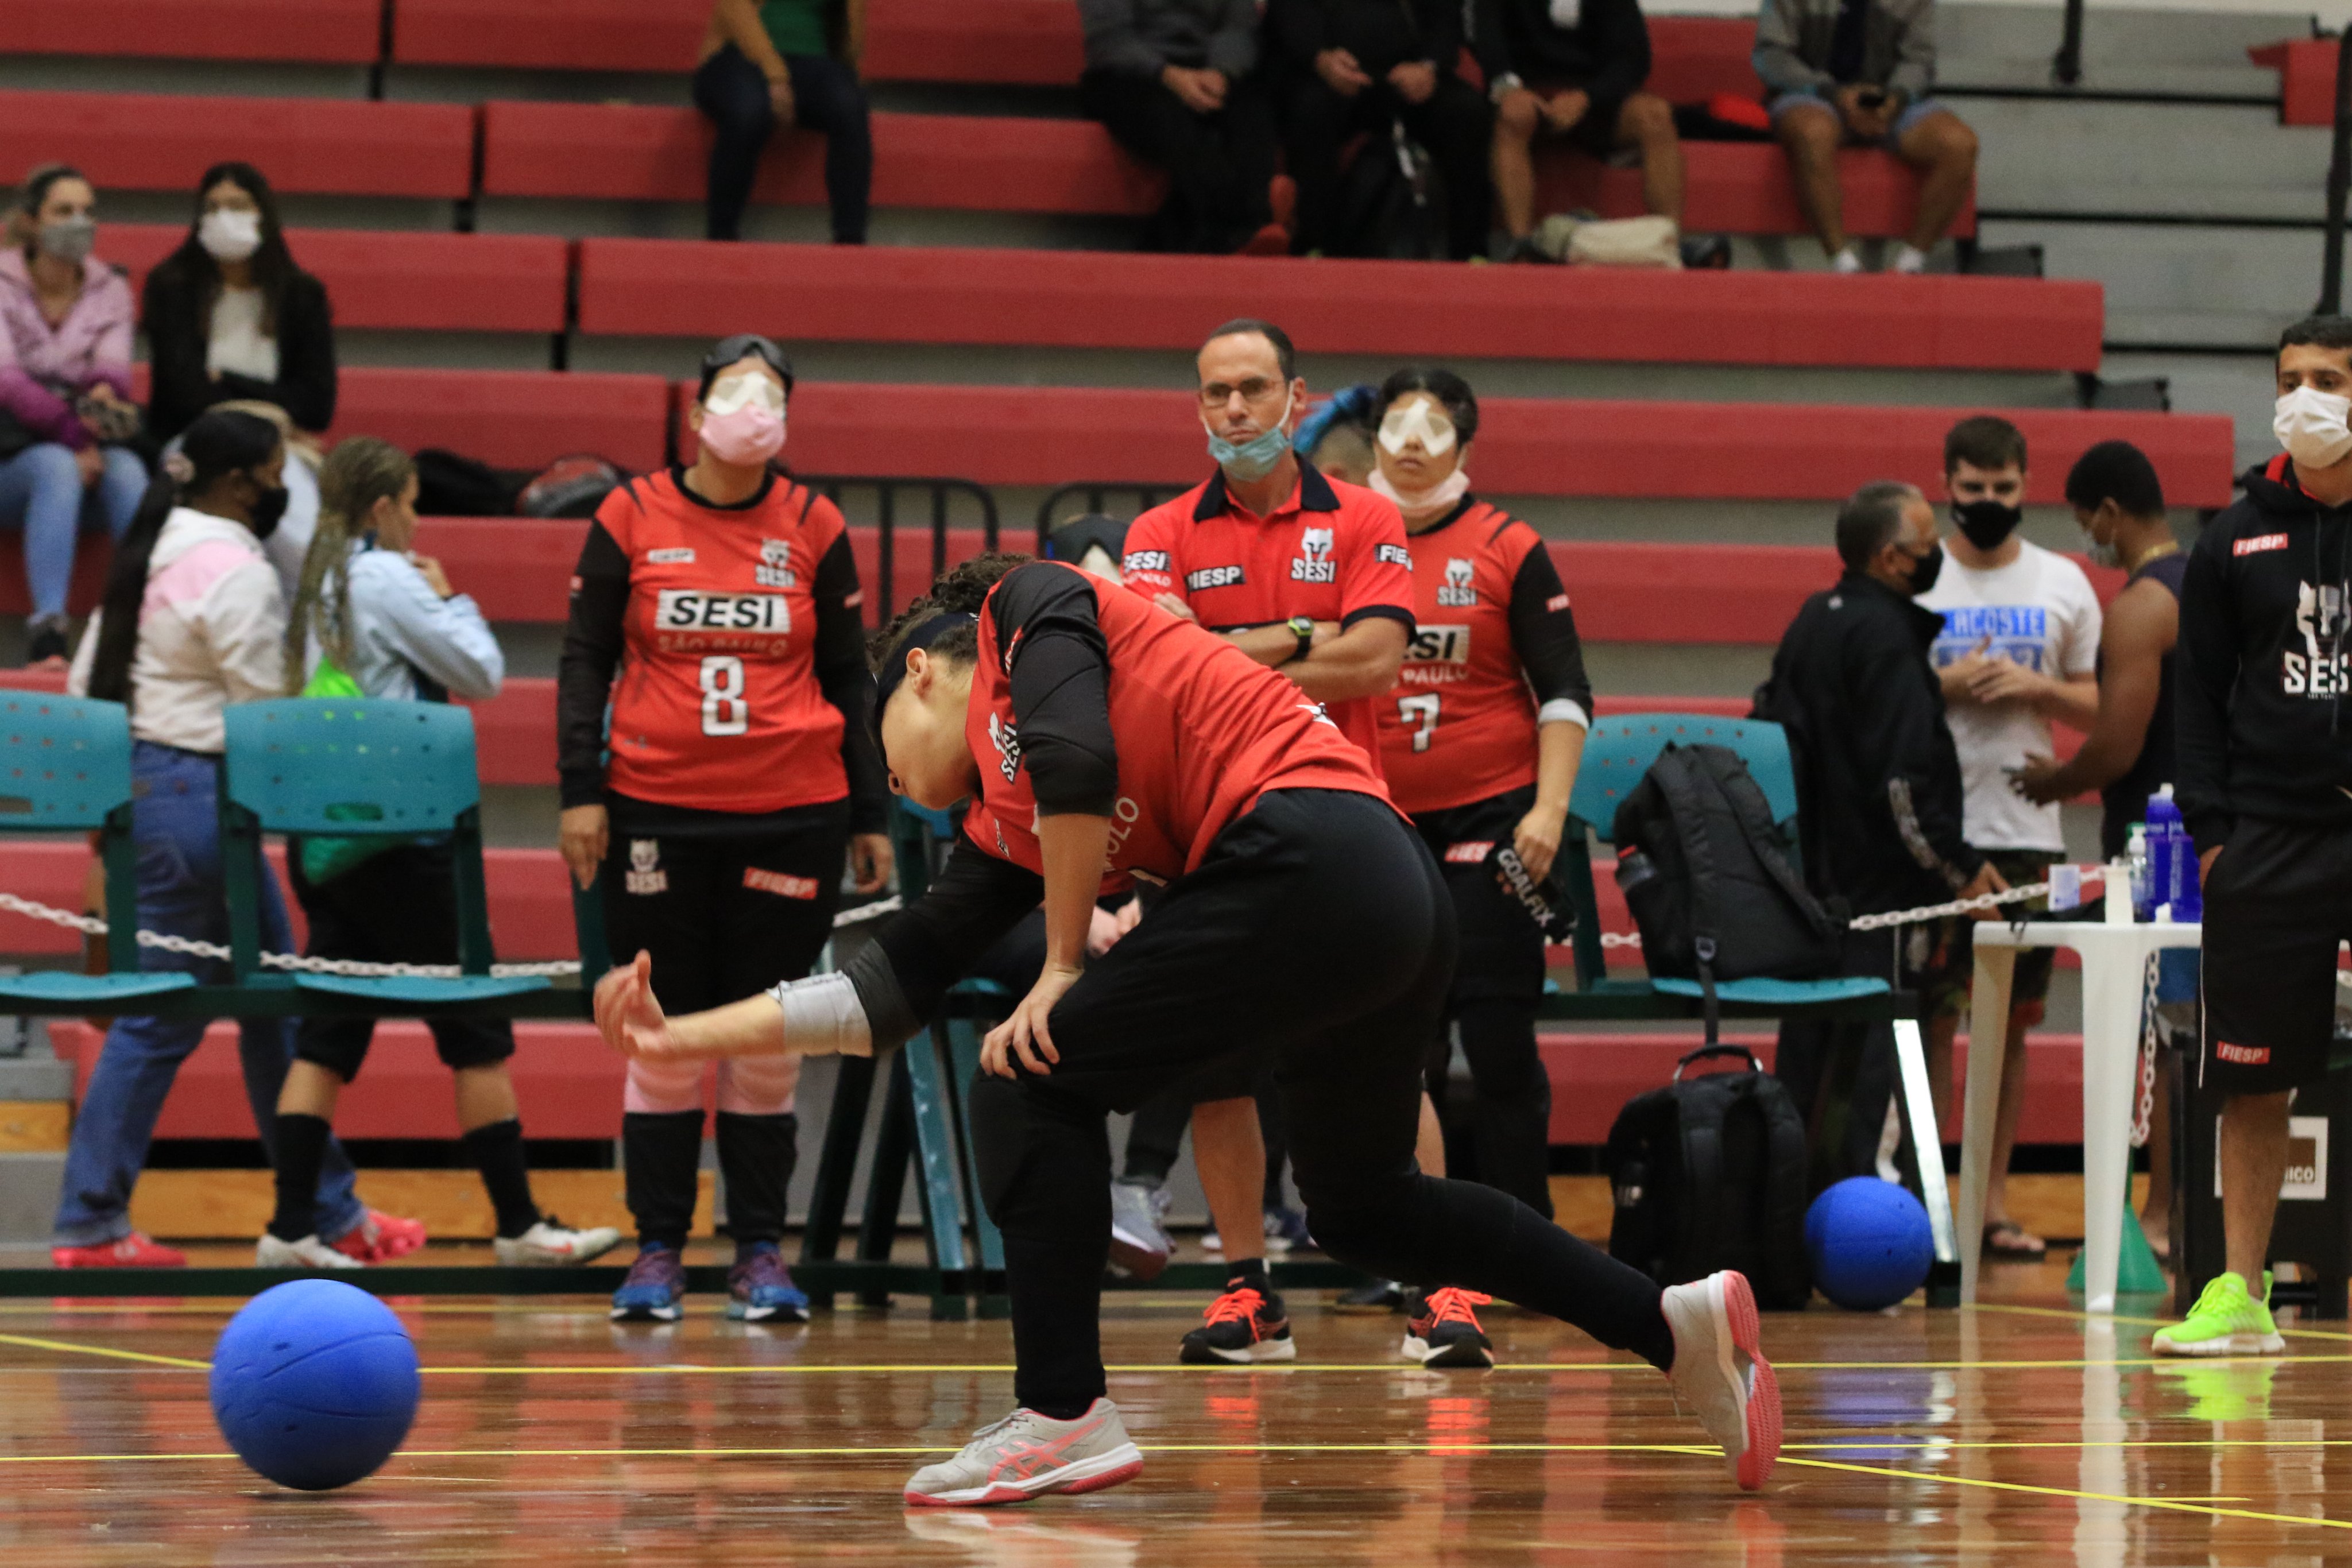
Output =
[{"x1": 1958, "y1": 919, "x2": 2200, "y2": 1312}]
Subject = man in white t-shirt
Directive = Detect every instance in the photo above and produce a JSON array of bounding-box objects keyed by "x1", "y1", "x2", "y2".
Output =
[{"x1": 1915, "y1": 416, "x2": 2102, "y2": 1261}]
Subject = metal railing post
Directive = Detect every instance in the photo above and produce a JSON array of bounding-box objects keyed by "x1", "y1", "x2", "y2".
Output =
[{"x1": 2052, "y1": 0, "x2": 2085, "y2": 86}]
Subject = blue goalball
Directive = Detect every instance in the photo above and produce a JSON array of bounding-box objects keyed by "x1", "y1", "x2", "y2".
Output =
[
  {"x1": 1806, "y1": 1176, "x2": 1935, "y2": 1311},
  {"x1": 210, "y1": 1279, "x2": 420, "y2": 1491}
]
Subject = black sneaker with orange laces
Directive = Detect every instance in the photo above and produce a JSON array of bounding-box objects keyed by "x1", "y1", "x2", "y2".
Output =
[
  {"x1": 1177, "y1": 1279, "x2": 1297, "y2": 1365},
  {"x1": 1402, "y1": 1288, "x2": 1495, "y2": 1368}
]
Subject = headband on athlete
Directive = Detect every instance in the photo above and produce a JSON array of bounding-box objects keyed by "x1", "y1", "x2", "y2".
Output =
[
  {"x1": 697, "y1": 332, "x2": 795, "y2": 402},
  {"x1": 872, "y1": 610, "x2": 980, "y2": 726}
]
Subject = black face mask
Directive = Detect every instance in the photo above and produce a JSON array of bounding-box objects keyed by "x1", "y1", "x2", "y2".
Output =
[
  {"x1": 246, "y1": 479, "x2": 288, "y2": 541},
  {"x1": 1900, "y1": 541, "x2": 1944, "y2": 596},
  {"x1": 1953, "y1": 498, "x2": 2022, "y2": 552}
]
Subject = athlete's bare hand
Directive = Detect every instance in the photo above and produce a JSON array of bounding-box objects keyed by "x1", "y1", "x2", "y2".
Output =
[
  {"x1": 849, "y1": 832, "x2": 895, "y2": 894},
  {"x1": 594, "y1": 951, "x2": 674, "y2": 1060},
  {"x1": 1512, "y1": 800, "x2": 1566, "y2": 882},
  {"x1": 1958, "y1": 859, "x2": 2010, "y2": 922},
  {"x1": 1155, "y1": 592, "x2": 1198, "y2": 623},
  {"x1": 984, "y1": 961, "x2": 1077, "y2": 1078},
  {"x1": 559, "y1": 803, "x2": 608, "y2": 891}
]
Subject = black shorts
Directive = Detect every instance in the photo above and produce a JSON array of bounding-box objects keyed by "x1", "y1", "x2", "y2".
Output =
[
  {"x1": 1413, "y1": 784, "x2": 1550, "y2": 1006},
  {"x1": 2200, "y1": 815, "x2": 2352, "y2": 1095},
  {"x1": 291, "y1": 842, "x2": 516, "y2": 1079},
  {"x1": 599, "y1": 802, "x2": 849, "y2": 1016}
]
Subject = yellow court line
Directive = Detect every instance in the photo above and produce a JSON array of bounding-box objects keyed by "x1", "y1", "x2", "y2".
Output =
[
  {"x1": 0, "y1": 1331, "x2": 208, "y2": 1369},
  {"x1": 1971, "y1": 1300, "x2": 2352, "y2": 1345},
  {"x1": 1774, "y1": 1453, "x2": 2352, "y2": 1532}
]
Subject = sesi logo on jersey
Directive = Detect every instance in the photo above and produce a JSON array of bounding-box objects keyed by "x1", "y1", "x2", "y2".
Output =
[
  {"x1": 1404, "y1": 624, "x2": 1471, "y2": 669},
  {"x1": 988, "y1": 713, "x2": 1023, "y2": 782},
  {"x1": 654, "y1": 590, "x2": 791, "y2": 634},
  {"x1": 1291, "y1": 526, "x2": 1336, "y2": 583},
  {"x1": 1437, "y1": 557, "x2": 1477, "y2": 607},
  {"x1": 1124, "y1": 549, "x2": 1171, "y2": 574},
  {"x1": 755, "y1": 538, "x2": 796, "y2": 590}
]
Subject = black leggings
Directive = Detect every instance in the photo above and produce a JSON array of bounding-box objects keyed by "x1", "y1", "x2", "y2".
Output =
[
  {"x1": 1414, "y1": 785, "x2": 1557, "y2": 1217},
  {"x1": 693, "y1": 42, "x2": 872, "y2": 243},
  {"x1": 966, "y1": 788, "x2": 1673, "y2": 1415}
]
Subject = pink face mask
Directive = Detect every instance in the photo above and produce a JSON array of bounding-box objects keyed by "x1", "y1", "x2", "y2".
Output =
[{"x1": 699, "y1": 403, "x2": 785, "y2": 466}]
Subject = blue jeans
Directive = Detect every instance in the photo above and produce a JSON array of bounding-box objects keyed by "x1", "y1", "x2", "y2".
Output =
[
  {"x1": 0, "y1": 442, "x2": 146, "y2": 622},
  {"x1": 52, "y1": 741, "x2": 363, "y2": 1246}
]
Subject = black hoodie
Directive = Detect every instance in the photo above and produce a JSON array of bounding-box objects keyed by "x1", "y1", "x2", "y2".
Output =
[{"x1": 2176, "y1": 455, "x2": 2352, "y2": 855}]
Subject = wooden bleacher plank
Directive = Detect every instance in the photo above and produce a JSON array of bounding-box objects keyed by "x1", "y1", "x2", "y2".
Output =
[
  {"x1": 0, "y1": 0, "x2": 381, "y2": 64},
  {"x1": 0, "y1": 90, "x2": 475, "y2": 199},
  {"x1": 576, "y1": 238, "x2": 2102, "y2": 373},
  {"x1": 102, "y1": 226, "x2": 571, "y2": 335}
]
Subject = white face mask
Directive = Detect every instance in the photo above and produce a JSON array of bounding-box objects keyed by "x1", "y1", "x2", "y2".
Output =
[
  {"x1": 704, "y1": 371, "x2": 786, "y2": 417},
  {"x1": 2274, "y1": 384, "x2": 2352, "y2": 471},
  {"x1": 1378, "y1": 398, "x2": 1457, "y2": 458},
  {"x1": 199, "y1": 208, "x2": 262, "y2": 264}
]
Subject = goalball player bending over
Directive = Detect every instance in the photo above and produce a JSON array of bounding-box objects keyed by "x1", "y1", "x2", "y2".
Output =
[{"x1": 593, "y1": 553, "x2": 1780, "y2": 1505}]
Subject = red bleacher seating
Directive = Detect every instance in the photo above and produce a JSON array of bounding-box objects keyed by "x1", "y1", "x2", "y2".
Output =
[
  {"x1": 2250, "y1": 37, "x2": 2334, "y2": 126},
  {"x1": 483, "y1": 100, "x2": 1959, "y2": 238},
  {"x1": 0, "y1": 0, "x2": 380, "y2": 64},
  {"x1": 119, "y1": 365, "x2": 670, "y2": 473},
  {"x1": 577, "y1": 239, "x2": 2100, "y2": 373},
  {"x1": 394, "y1": 0, "x2": 1086, "y2": 87},
  {"x1": 104, "y1": 226, "x2": 570, "y2": 335},
  {"x1": 1645, "y1": 17, "x2": 1763, "y2": 104},
  {"x1": 683, "y1": 384, "x2": 2232, "y2": 506},
  {"x1": 481, "y1": 101, "x2": 1163, "y2": 216},
  {"x1": 0, "y1": 91, "x2": 474, "y2": 200},
  {"x1": 1541, "y1": 140, "x2": 1974, "y2": 239}
]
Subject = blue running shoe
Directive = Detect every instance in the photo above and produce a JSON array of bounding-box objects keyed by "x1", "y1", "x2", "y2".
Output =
[
  {"x1": 727, "y1": 1244, "x2": 811, "y2": 1323},
  {"x1": 609, "y1": 1244, "x2": 687, "y2": 1322}
]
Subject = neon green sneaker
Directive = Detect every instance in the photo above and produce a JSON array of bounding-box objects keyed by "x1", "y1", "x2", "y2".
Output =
[{"x1": 2151, "y1": 1271, "x2": 2285, "y2": 1357}]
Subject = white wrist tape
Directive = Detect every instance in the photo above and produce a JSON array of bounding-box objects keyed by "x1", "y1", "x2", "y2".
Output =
[{"x1": 765, "y1": 972, "x2": 873, "y2": 1058}]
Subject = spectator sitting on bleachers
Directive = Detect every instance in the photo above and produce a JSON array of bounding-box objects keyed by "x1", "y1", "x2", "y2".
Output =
[
  {"x1": 694, "y1": 0, "x2": 872, "y2": 245},
  {"x1": 1473, "y1": 0, "x2": 1684, "y2": 262},
  {"x1": 141, "y1": 162, "x2": 336, "y2": 443},
  {"x1": 1268, "y1": 0, "x2": 1492, "y2": 260},
  {"x1": 0, "y1": 164, "x2": 146, "y2": 667},
  {"x1": 1079, "y1": 0, "x2": 1290, "y2": 255},
  {"x1": 1754, "y1": 0, "x2": 1977, "y2": 274}
]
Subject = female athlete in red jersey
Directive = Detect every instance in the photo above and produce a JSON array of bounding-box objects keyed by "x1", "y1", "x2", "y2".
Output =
[
  {"x1": 1360, "y1": 368, "x2": 1596, "y2": 1358},
  {"x1": 557, "y1": 335, "x2": 892, "y2": 1325},
  {"x1": 592, "y1": 555, "x2": 1778, "y2": 1505}
]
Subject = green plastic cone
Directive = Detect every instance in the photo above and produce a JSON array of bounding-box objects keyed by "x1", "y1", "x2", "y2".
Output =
[{"x1": 2067, "y1": 1202, "x2": 2169, "y2": 1295}]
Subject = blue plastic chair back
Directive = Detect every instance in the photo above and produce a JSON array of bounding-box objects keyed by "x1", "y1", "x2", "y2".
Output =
[
  {"x1": 0, "y1": 693, "x2": 132, "y2": 831},
  {"x1": 1568, "y1": 712, "x2": 1799, "y2": 839},
  {"x1": 222, "y1": 699, "x2": 479, "y2": 835}
]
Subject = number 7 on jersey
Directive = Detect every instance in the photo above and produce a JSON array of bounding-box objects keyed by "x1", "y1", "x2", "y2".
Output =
[{"x1": 1397, "y1": 692, "x2": 1439, "y2": 753}]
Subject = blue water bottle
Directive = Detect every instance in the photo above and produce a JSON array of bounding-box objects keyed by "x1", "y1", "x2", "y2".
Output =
[{"x1": 2145, "y1": 786, "x2": 2199, "y2": 920}]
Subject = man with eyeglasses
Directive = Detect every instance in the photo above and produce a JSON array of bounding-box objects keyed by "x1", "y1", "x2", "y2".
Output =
[{"x1": 1113, "y1": 318, "x2": 1414, "y2": 1365}]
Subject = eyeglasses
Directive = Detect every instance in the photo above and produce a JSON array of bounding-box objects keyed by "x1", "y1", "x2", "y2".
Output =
[{"x1": 1200, "y1": 378, "x2": 1285, "y2": 408}]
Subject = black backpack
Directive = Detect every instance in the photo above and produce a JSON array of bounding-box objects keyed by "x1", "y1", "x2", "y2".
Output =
[
  {"x1": 1611, "y1": 742, "x2": 1846, "y2": 1042},
  {"x1": 1605, "y1": 1045, "x2": 1812, "y2": 1309},
  {"x1": 1332, "y1": 119, "x2": 1448, "y2": 261}
]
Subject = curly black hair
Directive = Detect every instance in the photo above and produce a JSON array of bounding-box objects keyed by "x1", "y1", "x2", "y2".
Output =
[{"x1": 868, "y1": 551, "x2": 1034, "y2": 676}]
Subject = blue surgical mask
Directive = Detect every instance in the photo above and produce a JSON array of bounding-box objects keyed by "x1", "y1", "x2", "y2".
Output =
[{"x1": 1205, "y1": 388, "x2": 1295, "y2": 482}]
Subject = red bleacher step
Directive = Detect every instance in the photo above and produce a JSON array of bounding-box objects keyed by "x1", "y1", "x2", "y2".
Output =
[
  {"x1": 1541, "y1": 139, "x2": 1976, "y2": 239},
  {"x1": 103, "y1": 226, "x2": 570, "y2": 335},
  {"x1": 0, "y1": 0, "x2": 380, "y2": 64},
  {"x1": 0, "y1": 90, "x2": 475, "y2": 199},
  {"x1": 577, "y1": 239, "x2": 2099, "y2": 374}
]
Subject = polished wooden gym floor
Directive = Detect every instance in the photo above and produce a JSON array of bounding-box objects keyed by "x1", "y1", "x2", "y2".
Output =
[{"x1": 4, "y1": 1257, "x2": 2350, "y2": 1565}]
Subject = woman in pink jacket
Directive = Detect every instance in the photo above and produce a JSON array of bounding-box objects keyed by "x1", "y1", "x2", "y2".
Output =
[{"x1": 0, "y1": 164, "x2": 146, "y2": 666}]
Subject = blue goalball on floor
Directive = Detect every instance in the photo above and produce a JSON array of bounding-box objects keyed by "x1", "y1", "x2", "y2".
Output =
[
  {"x1": 209, "y1": 1279, "x2": 420, "y2": 1491},
  {"x1": 1806, "y1": 1177, "x2": 1935, "y2": 1311}
]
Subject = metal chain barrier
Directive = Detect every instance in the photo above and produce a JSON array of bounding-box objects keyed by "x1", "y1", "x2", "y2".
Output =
[
  {"x1": 0, "y1": 888, "x2": 906, "y2": 981},
  {"x1": 2131, "y1": 951, "x2": 2161, "y2": 1149}
]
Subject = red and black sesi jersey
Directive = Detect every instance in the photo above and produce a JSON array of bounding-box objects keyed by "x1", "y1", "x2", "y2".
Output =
[
  {"x1": 961, "y1": 560, "x2": 1392, "y2": 891},
  {"x1": 557, "y1": 467, "x2": 886, "y2": 828},
  {"x1": 1117, "y1": 462, "x2": 1414, "y2": 767},
  {"x1": 1374, "y1": 498, "x2": 1593, "y2": 815}
]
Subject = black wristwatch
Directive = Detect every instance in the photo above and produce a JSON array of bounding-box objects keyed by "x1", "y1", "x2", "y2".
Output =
[{"x1": 1285, "y1": 615, "x2": 1314, "y2": 664}]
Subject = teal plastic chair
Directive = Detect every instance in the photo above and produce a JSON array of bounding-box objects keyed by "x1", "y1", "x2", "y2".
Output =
[
  {"x1": 0, "y1": 693, "x2": 197, "y2": 1004},
  {"x1": 1557, "y1": 711, "x2": 1889, "y2": 1007},
  {"x1": 219, "y1": 699, "x2": 548, "y2": 1006}
]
